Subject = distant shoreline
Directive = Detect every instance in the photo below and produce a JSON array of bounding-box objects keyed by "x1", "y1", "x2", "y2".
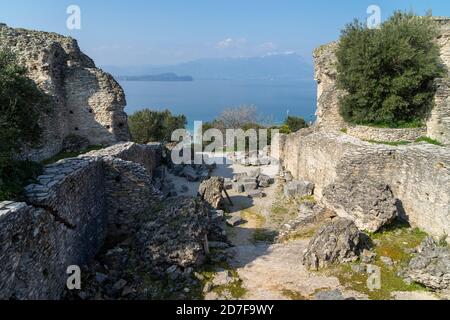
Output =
[{"x1": 118, "y1": 73, "x2": 193, "y2": 82}]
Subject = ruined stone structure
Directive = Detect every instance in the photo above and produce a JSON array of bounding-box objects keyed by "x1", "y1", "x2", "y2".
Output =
[
  {"x1": 278, "y1": 17, "x2": 450, "y2": 240},
  {"x1": 313, "y1": 17, "x2": 450, "y2": 144},
  {"x1": 0, "y1": 143, "x2": 162, "y2": 299},
  {"x1": 281, "y1": 130, "x2": 450, "y2": 239},
  {"x1": 0, "y1": 23, "x2": 130, "y2": 161}
]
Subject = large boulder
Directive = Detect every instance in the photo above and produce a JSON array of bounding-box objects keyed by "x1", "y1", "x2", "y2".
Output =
[
  {"x1": 403, "y1": 237, "x2": 450, "y2": 291},
  {"x1": 302, "y1": 218, "x2": 363, "y2": 270},
  {"x1": 322, "y1": 180, "x2": 397, "y2": 232},
  {"x1": 136, "y1": 197, "x2": 210, "y2": 275},
  {"x1": 198, "y1": 177, "x2": 225, "y2": 209}
]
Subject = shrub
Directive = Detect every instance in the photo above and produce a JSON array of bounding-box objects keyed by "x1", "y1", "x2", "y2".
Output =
[
  {"x1": 216, "y1": 105, "x2": 259, "y2": 129},
  {"x1": 336, "y1": 12, "x2": 446, "y2": 127},
  {"x1": 0, "y1": 50, "x2": 48, "y2": 201},
  {"x1": 128, "y1": 109, "x2": 187, "y2": 143},
  {"x1": 284, "y1": 116, "x2": 308, "y2": 133}
]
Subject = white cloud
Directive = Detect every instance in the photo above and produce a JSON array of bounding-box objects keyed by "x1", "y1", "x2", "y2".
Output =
[{"x1": 216, "y1": 38, "x2": 247, "y2": 49}]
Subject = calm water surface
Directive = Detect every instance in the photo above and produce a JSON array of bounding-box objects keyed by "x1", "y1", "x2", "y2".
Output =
[{"x1": 120, "y1": 79, "x2": 317, "y2": 129}]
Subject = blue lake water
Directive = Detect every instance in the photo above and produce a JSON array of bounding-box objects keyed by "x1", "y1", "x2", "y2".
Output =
[{"x1": 119, "y1": 79, "x2": 317, "y2": 130}]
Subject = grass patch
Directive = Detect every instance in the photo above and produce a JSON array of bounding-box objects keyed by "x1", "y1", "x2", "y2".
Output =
[
  {"x1": 196, "y1": 261, "x2": 248, "y2": 300},
  {"x1": 269, "y1": 185, "x2": 300, "y2": 227},
  {"x1": 352, "y1": 119, "x2": 425, "y2": 129},
  {"x1": 281, "y1": 289, "x2": 309, "y2": 300},
  {"x1": 371, "y1": 220, "x2": 428, "y2": 262},
  {"x1": 415, "y1": 136, "x2": 443, "y2": 146},
  {"x1": 241, "y1": 209, "x2": 266, "y2": 228},
  {"x1": 251, "y1": 229, "x2": 278, "y2": 244},
  {"x1": 282, "y1": 227, "x2": 318, "y2": 242},
  {"x1": 321, "y1": 221, "x2": 429, "y2": 300},
  {"x1": 326, "y1": 263, "x2": 426, "y2": 300},
  {"x1": 42, "y1": 145, "x2": 104, "y2": 165}
]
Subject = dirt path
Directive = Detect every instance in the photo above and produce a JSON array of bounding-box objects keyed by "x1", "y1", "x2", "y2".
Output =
[{"x1": 173, "y1": 155, "x2": 438, "y2": 300}]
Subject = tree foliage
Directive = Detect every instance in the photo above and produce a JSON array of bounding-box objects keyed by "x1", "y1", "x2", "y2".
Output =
[
  {"x1": 284, "y1": 116, "x2": 308, "y2": 133},
  {"x1": 336, "y1": 12, "x2": 446, "y2": 127},
  {"x1": 128, "y1": 108, "x2": 187, "y2": 143},
  {"x1": 0, "y1": 50, "x2": 47, "y2": 200}
]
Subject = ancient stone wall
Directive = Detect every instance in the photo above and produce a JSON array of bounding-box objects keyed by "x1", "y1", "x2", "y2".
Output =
[
  {"x1": 313, "y1": 18, "x2": 450, "y2": 144},
  {"x1": 427, "y1": 17, "x2": 450, "y2": 144},
  {"x1": 345, "y1": 126, "x2": 427, "y2": 142},
  {"x1": 0, "y1": 23, "x2": 130, "y2": 161},
  {"x1": 282, "y1": 130, "x2": 450, "y2": 239},
  {"x1": 0, "y1": 143, "x2": 162, "y2": 299}
]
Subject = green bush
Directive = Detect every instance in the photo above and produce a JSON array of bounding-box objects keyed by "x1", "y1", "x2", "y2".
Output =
[
  {"x1": 0, "y1": 50, "x2": 48, "y2": 201},
  {"x1": 128, "y1": 109, "x2": 187, "y2": 143},
  {"x1": 336, "y1": 12, "x2": 446, "y2": 127}
]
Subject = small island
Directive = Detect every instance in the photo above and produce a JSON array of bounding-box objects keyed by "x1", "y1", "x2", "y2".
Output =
[{"x1": 118, "y1": 72, "x2": 194, "y2": 82}]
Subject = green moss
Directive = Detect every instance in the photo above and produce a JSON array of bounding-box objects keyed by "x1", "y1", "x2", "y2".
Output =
[
  {"x1": 42, "y1": 145, "x2": 104, "y2": 165},
  {"x1": 365, "y1": 139, "x2": 411, "y2": 146},
  {"x1": 326, "y1": 263, "x2": 426, "y2": 300},
  {"x1": 196, "y1": 261, "x2": 247, "y2": 300},
  {"x1": 0, "y1": 160, "x2": 43, "y2": 201},
  {"x1": 300, "y1": 195, "x2": 317, "y2": 204},
  {"x1": 415, "y1": 136, "x2": 443, "y2": 146},
  {"x1": 282, "y1": 227, "x2": 318, "y2": 242},
  {"x1": 281, "y1": 289, "x2": 309, "y2": 300},
  {"x1": 213, "y1": 278, "x2": 247, "y2": 299}
]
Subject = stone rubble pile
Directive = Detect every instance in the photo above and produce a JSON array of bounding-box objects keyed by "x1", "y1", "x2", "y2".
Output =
[
  {"x1": 198, "y1": 177, "x2": 227, "y2": 209},
  {"x1": 231, "y1": 150, "x2": 276, "y2": 167},
  {"x1": 169, "y1": 162, "x2": 216, "y2": 182},
  {"x1": 231, "y1": 168, "x2": 275, "y2": 198},
  {"x1": 64, "y1": 196, "x2": 230, "y2": 300}
]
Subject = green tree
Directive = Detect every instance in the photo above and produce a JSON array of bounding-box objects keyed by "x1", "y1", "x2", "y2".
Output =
[
  {"x1": 284, "y1": 116, "x2": 308, "y2": 132},
  {"x1": 336, "y1": 12, "x2": 446, "y2": 127},
  {"x1": 128, "y1": 109, "x2": 187, "y2": 143},
  {"x1": 0, "y1": 50, "x2": 47, "y2": 200}
]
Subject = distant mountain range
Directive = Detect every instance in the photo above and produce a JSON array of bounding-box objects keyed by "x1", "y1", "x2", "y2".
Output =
[
  {"x1": 103, "y1": 53, "x2": 313, "y2": 81},
  {"x1": 117, "y1": 73, "x2": 193, "y2": 82}
]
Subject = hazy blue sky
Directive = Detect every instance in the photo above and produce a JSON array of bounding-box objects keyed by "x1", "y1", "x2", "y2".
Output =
[{"x1": 0, "y1": 0, "x2": 448, "y2": 66}]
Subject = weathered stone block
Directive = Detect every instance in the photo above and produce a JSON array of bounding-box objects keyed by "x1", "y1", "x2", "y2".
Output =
[
  {"x1": 284, "y1": 180, "x2": 314, "y2": 198},
  {"x1": 303, "y1": 218, "x2": 362, "y2": 270},
  {"x1": 322, "y1": 179, "x2": 397, "y2": 232}
]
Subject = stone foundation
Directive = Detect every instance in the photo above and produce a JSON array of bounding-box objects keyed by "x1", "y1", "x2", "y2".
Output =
[
  {"x1": 345, "y1": 125, "x2": 427, "y2": 142},
  {"x1": 313, "y1": 17, "x2": 450, "y2": 145},
  {"x1": 281, "y1": 130, "x2": 450, "y2": 239},
  {"x1": 0, "y1": 24, "x2": 131, "y2": 162}
]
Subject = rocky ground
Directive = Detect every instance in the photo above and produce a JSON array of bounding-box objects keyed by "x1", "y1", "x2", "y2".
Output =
[{"x1": 65, "y1": 152, "x2": 449, "y2": 301}]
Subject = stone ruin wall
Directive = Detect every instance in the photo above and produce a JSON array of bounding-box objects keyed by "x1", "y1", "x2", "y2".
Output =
[
  {"x1": 313, "y1": 17, "x2": 450, "y2": 144},
  {"x1": 284, "y1": 17, "x2": 450, "y2": 239},
  {"x1": 282, "y1": 130, "x2": 450, "y2": 240},
  {"x1": 0, "y1": 24, "x2": 130, "y2": 162},
  {"x1": 0, "y1": 143, "x2": 162, "y2": 299},
  {"x1": 427, "y1": 17, "x2": 450, "y2": 144}
]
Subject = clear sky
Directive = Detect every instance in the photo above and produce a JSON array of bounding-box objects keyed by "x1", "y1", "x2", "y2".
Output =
[{"x1": 0, "y1": 0, "x2": 448, "y2": 66}]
